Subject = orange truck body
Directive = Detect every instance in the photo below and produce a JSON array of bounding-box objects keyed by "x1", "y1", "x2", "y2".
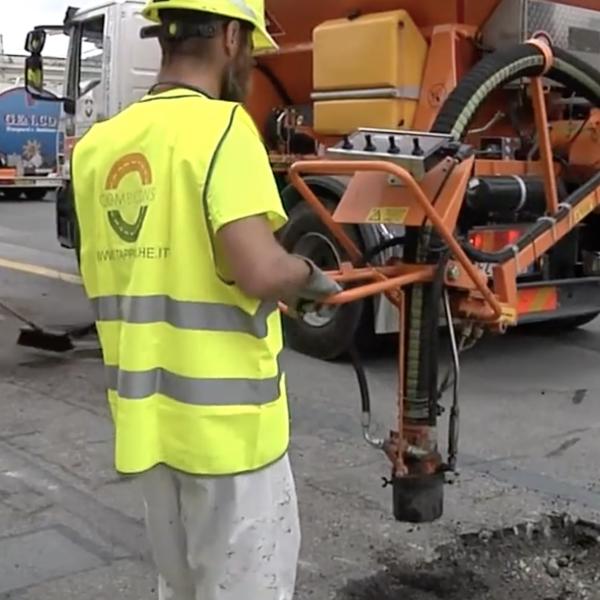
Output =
[{"x1": 248, "y1": 0, "x2": 599, "y2": 136}]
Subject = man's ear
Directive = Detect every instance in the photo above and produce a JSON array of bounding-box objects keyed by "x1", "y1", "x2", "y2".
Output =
[{"x1": 223, "y1": 20, "x2": 241, "y2": 58}]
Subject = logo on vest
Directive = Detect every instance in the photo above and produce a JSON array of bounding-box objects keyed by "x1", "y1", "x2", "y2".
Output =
[{"x1": 100, "y1": 153, "x2": 156, "y2": 243}]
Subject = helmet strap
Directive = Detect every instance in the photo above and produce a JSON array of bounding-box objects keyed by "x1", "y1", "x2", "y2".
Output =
[{"x1": 141, "y1": 20, "x2": 224, "y2": 41}]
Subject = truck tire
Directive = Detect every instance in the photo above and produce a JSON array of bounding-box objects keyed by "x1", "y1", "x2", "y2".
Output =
[{"x1": 278, "y1": 201, "x2": 369, "y2": 360}]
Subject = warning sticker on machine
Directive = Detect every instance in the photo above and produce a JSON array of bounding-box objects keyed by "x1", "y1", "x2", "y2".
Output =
[
  {"x1": 366, "y1": 207, "x2": 409, "y2": 224},
  {"x1": 517, "y1": 287, "x2": 558, "y2": 316},
  {"x1": 574, "y1": 196, "x2": 596, "y2": 224}
]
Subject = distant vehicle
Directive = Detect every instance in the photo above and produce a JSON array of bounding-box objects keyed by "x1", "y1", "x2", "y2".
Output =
[{"x1": 0, "y1": 85, "x2": 62, "y2": 200}]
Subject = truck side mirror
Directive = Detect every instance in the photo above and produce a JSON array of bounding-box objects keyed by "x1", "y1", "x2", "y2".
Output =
[
  {"x1": 25, "y1": 55, "x2": 47, "y2": 96},
  {"x1": 25, "y1": 29, "x2": 47, "y2": 55},
  {"x1": 24, "y1": 26, "x2": 75, "y2": 113}
]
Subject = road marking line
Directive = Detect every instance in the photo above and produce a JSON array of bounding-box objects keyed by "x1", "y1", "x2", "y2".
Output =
[{"x1": 0, "y1": 257, "x2": 82, "y2": 285}]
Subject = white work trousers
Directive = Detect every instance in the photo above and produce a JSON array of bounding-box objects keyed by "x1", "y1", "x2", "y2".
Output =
[{"x1": 140, "y1": 454, "x2": 301, "y2": 600}]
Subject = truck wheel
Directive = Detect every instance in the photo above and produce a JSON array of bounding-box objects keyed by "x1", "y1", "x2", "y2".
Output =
[
  {"x1": 23, "y1": 189, "x2": 48, "y2": 201},
  {"x1": 278, "y1": 201, "x2": 369, "y2": 360}
]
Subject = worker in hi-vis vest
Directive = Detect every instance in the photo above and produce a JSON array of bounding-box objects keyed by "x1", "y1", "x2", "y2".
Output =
[{"x1": 72, "y1": 0, "x2": 341, "y2": 597}]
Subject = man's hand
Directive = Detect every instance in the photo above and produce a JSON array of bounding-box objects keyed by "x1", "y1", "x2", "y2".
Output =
[
  {"x1": 283, "y1": 257, "x2": 343, "y2": 318},
  {"x1": 216, "y1": 216, "x2": 342, "y2": 308}
]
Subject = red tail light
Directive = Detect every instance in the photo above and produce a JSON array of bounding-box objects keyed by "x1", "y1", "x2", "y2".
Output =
[
  {"x1": 469, "y1": 232, "x2": 485, "y2": 250},
  {"x1": 469, "y1": 228, "x2": 521, "y2": 252},
  {"x1": 498, "y1": 229, "x2": 521, "y2": 247}
]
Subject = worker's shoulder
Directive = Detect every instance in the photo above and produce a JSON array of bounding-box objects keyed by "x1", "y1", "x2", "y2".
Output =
[
  {"x1": 73, "y1": 108, "x2": 124, "y2": 146},
  {"x1": 228, "y1": 103, "x2": 262, "y2": 139},
  {"x1": 215, "y1": 103, "x2": 265, "y2": 154},
  {"x1": 168, "y1": 96, "x2": 260, "y2": 137}
]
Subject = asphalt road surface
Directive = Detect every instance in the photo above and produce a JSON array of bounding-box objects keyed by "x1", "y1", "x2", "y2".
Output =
[{"x1": 0, "y1": 195, "x2": 599, "y2": 599}]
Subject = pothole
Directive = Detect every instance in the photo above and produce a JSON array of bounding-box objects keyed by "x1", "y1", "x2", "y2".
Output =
[{"x1": 339, "y1": 514, "x2": 600, "y2": 600}]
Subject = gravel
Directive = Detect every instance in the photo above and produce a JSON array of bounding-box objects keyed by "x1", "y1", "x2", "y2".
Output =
[{"x1": 338, "y1": 514, "x2": 600, "y2": 600}]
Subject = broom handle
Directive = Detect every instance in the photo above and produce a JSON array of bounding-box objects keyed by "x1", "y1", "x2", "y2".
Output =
[{"x1": 0, "y1": 299, "x2": 41, "y2": 330}]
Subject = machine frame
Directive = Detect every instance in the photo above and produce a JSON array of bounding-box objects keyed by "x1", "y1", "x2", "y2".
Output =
[{"x1": 285, "y1": 41, "x2": 600, "y2": 521}]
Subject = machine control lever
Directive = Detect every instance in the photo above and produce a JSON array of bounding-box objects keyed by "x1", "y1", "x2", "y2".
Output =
[
  {"x1": 388, "y1": 135, "x2": 401, "y2": 155},
  {"x1": 364, "y1": 134, "x2": 376, "y2": 152},
  {"x1": 326, "y1": 128, "x2": 455, "y2": 181},
  {"x1": 412, "y1": 137, "x2": 425, "y2": 156}
]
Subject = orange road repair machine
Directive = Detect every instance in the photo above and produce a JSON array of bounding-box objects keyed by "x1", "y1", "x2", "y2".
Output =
[
  {"x1": 287, "y1": 40, "x2": 600, "y2": 523},
  {"x1": 20, "y1": 0, "x2": 600, "y2": 522}
]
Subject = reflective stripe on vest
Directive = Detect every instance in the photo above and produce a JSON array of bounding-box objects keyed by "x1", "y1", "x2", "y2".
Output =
[
  {"x1": 92, "y1": 295, "x2": 276, "y2": 338},
  {"x1": 105, "y1": 362, "x2": 282, "y2": 406}
]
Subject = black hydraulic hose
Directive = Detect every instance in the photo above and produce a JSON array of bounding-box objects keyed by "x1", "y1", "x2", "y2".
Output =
[
  {"x1": 362, "y1": 236, "x2": 406, "y2": 265},
  {"x1": 430, "y1": 43, "x2": 600, "y2": 263},
  {"x1": 426, "y1": 252, "x2": 450, "y2": 421},
  {"x1": 348, "y1": 344, "x2": 385, "y2": 450},
  {"x1": 348, "y1": 345, "x2": 370, "y2": 416},
  {"x1": 433, "y1": 45, "x2": 600, "y2": 139},
  {"x1": 462, "y1": 170, "x2": 600, "y2": 264}
]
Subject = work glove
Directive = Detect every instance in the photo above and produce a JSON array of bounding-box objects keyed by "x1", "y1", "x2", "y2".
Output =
[{"x1": 284, "y1": 256, "x2": 343, "y2": 319}]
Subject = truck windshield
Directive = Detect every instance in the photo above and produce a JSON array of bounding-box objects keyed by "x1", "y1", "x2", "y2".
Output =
[{"x1": 65, "y1": 15, "x2": 105, "y2": 100}]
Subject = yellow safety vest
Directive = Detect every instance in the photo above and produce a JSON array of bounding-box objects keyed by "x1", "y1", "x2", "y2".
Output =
[{"x1": 72, "y1": 88, "x2": 289, "y2": 476}]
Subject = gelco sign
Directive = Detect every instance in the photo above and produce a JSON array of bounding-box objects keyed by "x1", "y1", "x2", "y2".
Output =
[{"x1": 0, "y1": 87, "x2": 61, "y2": 171}]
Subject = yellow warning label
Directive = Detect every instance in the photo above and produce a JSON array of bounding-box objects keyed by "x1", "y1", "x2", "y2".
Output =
[
  {"x1": 574, "y1": 197, "x2": 595, "y2": 224},
  {"x1": 366, "y1": 207, "x2": 409, "y2": 224},
  {"x1": 500, "y1": 305, "x2": 518, "y2": 324}
]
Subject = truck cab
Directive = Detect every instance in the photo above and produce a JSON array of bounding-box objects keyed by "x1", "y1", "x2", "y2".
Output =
[
  {"x1": 24, "y1": 1, "x2": 160, "y2": 249},
  {"x1": 61, "y1": 1, "x2": 160, "y2": 141}
]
